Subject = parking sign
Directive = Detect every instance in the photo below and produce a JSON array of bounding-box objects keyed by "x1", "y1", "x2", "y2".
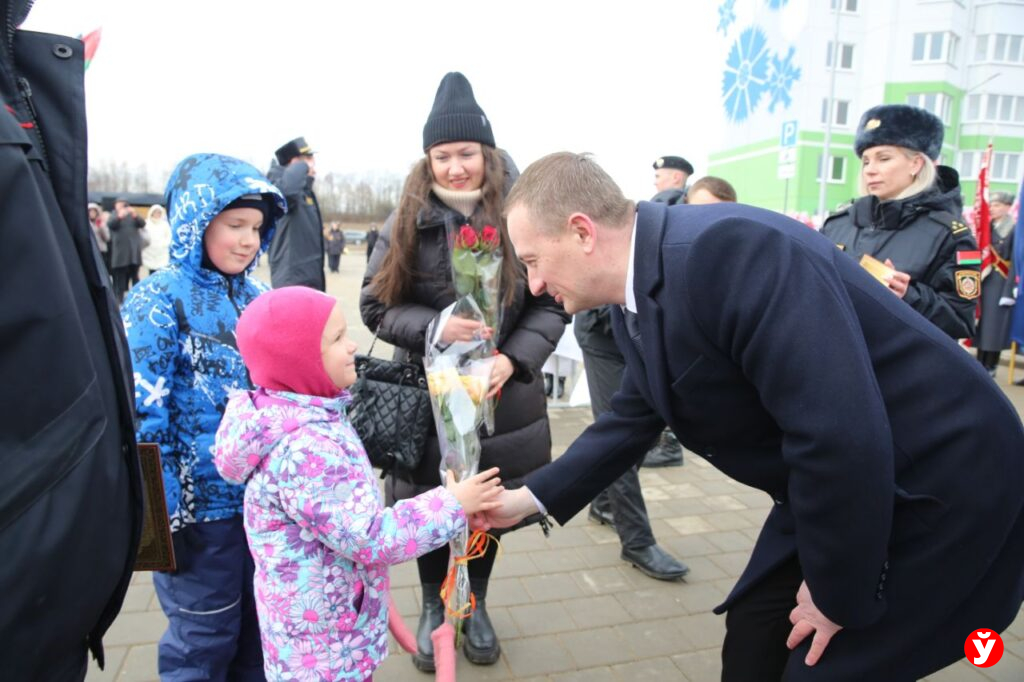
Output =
[{"x1": 780, "y1": 120, "x2": 798, "y2": 148}]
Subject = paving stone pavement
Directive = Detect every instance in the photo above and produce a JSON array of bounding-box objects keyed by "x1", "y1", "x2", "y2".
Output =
[{"x1": 86, "y1": 252, "x2": 1024, "y2": 681}]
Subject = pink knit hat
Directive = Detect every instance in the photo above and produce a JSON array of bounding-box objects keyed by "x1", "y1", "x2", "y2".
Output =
[{"x1": 236, "y1": 286, "x2": 341, "y2": 398}]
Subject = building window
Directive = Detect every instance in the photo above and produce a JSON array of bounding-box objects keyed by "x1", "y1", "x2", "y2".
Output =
[
  {"x1": 966, "y1": 93, "x2": 981, "y2": 121},
  {"x1": 959, "y1": 151, "x2": 977, "y2": 179},
  {"x1": 827, "y1": 42, "x2": 855, "y2": 70},
  {"x1": 821, "y1": 98, "x2": 851, "y2": 125},
  {"x1": 967, "y1": 94, "x2": 1024, "y2": 123},
  {"x1": 830, "y1": 0, "x2": 858, "y2": 11},
  {"x1": 912, "y1": 31, "x2": 959, "y2": 64},
  {"x1": 817, "y1": 155, "x2": 847, "y2": 183},
  {"x1": 975, "y1": 35, "x2": 988, "y2": 61},
  {"x1": 994, "y1": 34, "x2": 1008, "y2": 61},
  {"x1": 907, "y1": 92, "x2": 951, "y2": 123},
  {"x1": 972, "y1": 33, "x2": 1024, "y2": 63},
  {"x1": 992, "y1": 153, "x2": 1021, "y2": 182}
]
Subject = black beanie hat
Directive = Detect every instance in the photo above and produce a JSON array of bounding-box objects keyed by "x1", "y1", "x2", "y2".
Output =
[
  {"x1": 422, "y1": 72, "x2": 495, "y2": 151},
  {"x1": 854, "y1": 105, "x2": 944, "y2": 160},
  {"x1": 223, "y1": 194, "x2": 270, "y2": 227}
]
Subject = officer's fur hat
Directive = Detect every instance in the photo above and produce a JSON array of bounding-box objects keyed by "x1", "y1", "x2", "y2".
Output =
[{"x1": 854, "y1": 105, "x2": 944, "y2": 160}]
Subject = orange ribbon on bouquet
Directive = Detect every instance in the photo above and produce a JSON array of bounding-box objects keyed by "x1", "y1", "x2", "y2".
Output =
[{"x1": 439, "y1": 529, "x2": 501, "y2": 619}]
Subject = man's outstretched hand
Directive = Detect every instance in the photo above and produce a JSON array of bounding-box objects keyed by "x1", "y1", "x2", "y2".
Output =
[{"x1": 468, "y1": 486, "x2": 539, "y2": 531}]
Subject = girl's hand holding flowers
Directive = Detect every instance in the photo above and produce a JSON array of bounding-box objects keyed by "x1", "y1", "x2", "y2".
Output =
[{"x1": 445, "y1": 467, "x2": 503, "y2": 515}]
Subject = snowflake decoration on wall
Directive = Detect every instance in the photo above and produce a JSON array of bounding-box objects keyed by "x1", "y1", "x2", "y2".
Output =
[
  {"x1": 766, "y1": 46, "x2": 801, "y2": 112},
  {"x1": 765, "y1": 0, "x2": 789, "y2": 8},
  {"x1": 722, "y1": 27, "x2": 771, "y2": 122},
  {"x1": 717, "y1": 0, "x2": 736, "y2": 35}
]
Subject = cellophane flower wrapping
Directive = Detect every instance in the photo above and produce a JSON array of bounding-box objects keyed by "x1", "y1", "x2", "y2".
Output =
[
  {"x1": 424, "y1": 298, "x2": 494, "y2": 644},
  {"x1": 447, "y1": 222, "x2": 503, "y2": 435}
]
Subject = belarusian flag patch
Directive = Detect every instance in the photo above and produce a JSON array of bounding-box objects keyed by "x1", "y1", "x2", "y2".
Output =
[{"x1": 956, "y1": 250, "x2": 981, "y2": 265}]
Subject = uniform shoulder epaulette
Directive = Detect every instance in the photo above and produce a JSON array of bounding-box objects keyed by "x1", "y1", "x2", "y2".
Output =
[
  {"x1": 925, "y1": 210, "x2": 969, "y2": 235},
  {"x1": 821, "y1": 206, "x2": 850, "y2": 227}
]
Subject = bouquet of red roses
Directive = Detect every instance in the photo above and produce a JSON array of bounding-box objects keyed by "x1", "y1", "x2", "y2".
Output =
[
  {"x1": 448, "y1": 223, "x2": 504, "y2": 434},
  {"x1": 449, "y1": 223, "x2": 503, "y2": 334}
]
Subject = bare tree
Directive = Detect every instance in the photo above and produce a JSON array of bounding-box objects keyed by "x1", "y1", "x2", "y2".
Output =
[{"x1": 87, "y1": 159, "x2": 153, "y2": 194}]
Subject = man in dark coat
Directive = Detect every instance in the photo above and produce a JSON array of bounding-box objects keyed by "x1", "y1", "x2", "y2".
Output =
[
  {"x1": 106, "y1": 198, "x2": 146, "y2": 303},
  {"x1": 485, "y1": 152, "x2": 1024, "y2": 681},
  {"x1": 324, "y1": 221, "x2": 346, "y2": 273},
  {"x1": 267, "y1": 136, "x2": 326, "y2": 290},
  {"x1": 976, "y1": 191, "x2": 1017, "y2": 374},
  {"x1": 0, "y1": 2, "x2": 143, "y2": 678}
]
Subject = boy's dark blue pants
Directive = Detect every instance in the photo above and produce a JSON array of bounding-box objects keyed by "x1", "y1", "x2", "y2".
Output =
[{"x1": 153, "y1": 517, "x2": 264, "y2": 681}]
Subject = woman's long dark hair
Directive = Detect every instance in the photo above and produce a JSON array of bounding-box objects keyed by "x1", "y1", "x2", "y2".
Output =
[{"x1": 370, "y1": 145, "x2": 522, "y2": 308}]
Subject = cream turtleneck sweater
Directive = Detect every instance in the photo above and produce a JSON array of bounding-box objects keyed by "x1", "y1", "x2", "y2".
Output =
[{"x1": 432, "y1": 183, "x2": 482, "y2": 219}]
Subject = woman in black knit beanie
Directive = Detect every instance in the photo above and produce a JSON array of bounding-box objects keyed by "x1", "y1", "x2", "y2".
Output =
[{"x1": 360, "y1": 71, "x2": 569, "y2": 671}]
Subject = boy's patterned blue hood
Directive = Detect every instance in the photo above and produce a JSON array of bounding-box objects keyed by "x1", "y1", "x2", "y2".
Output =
[{"x1": 165, "y1": 153, "x2": 286, "y2": 274}]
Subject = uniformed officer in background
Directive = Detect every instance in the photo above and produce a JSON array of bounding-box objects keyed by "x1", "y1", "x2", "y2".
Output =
[
  {"x1": 651, "y1": 155, "x2": 693, "y2": 206},
  {"x1": 574, "y1": 306, "x2": 690, "y2": 580},
  {"x1": 821, "y1": 104, "x2": 979, "y2": 340}
]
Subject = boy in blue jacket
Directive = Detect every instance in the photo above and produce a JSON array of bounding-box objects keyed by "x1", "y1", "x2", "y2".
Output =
[{"x1": 122, "y1": 153, "x2": 285, "y2": 679}]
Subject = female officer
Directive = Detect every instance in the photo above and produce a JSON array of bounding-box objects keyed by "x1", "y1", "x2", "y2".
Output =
[{"x1": 822, "y1": 104, "x2": 979, "y2": 339}]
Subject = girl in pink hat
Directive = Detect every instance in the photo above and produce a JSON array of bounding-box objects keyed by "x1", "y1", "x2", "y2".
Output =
[{"x1": 214, "y1": 286, "x2": 501, "y2": 681}]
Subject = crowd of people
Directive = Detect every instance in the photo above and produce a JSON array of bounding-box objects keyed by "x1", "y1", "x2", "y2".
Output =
[{"x1": 4, "y1": 3, "x2": 1023, "y2": 680}]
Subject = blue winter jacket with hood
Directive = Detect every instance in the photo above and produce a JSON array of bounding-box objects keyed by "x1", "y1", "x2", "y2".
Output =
[{"x1": 122, "y1": 153, "x2": 286, "y2": 531}]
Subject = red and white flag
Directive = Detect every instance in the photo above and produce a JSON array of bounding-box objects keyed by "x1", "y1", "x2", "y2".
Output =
[{"x1": 974, "y1": 143, "x2": 993, "y2": 279}]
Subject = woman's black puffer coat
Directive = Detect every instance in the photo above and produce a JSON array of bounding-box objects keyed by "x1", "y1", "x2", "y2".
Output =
[{"x1": 360, "y1": 198, "x2": 570, "y2": 494}]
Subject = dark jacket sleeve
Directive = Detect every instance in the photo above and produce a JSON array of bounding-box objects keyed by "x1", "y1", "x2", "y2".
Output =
[
  {"x1": 500, "y1": 289, "x2": 570, "y2": 380},
  {"x1": 276, "y1": 160, "x2": 311, "y2": 200},
  {"x1": 902, "y1": 223, "x2": 978, "y2": 339},
  {"x1": 359, "y1": 212, "x2": 441, "y2": 352},
  {"x1": 524, "y1": 362, "x2": 664, "y2": 518}
]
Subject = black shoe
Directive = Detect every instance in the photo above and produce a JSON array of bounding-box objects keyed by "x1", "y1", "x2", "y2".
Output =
[
  {"x1": 621, "y1": 545, "x2": 690, "y2": 581},
  {"x1": 463, "y1": 578, "x2": 501, "y2": 665},
  {"x1": 412, "y1": 583, "x2": 444, "y2": 672},
  {"x1": 588, "y1": 505, "x2": 616, "y2": 528},
  {"x1": 642, "y1": 433, "x2": 684, "y2": 468}
]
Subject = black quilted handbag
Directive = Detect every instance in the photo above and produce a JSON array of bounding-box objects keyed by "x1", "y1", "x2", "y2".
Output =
[{"x1": 348, "y1": 331, "x2": 432, "y2": 475}]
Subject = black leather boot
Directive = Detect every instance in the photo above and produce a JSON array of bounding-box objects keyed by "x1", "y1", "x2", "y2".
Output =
[
  {"x1": 412, "y1": 583, "x2": 444, "y2": 672},
  {"x1": 463, "y1": 577, "x2": 501, "y2": 664}
]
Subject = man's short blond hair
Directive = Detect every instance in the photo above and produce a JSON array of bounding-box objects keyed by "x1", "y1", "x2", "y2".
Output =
[{"x1": 505, "y1": 152, "x2": 634, "y2": 234}]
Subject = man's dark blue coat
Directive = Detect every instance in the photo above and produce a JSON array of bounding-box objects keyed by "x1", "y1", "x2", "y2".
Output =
[{"x1": 526, "y1": 201, "x2": 1024, "y2": 679}]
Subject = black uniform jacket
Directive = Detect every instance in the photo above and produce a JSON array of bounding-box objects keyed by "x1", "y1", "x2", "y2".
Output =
[
  {"x1": 821, "y1": 167, "x2": 978, "y2": 339},
  {"x1": 526, "y1": 201, "x2": 1024, "y2": 679},
  {"x1": 0, "y1": 7, "x2": 143, "y2": 675},
  {"x1": 267, "y1": 160, "x2": 325, "y2": 291}
]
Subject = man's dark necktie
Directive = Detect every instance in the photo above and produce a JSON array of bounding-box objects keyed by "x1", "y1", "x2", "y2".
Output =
[{"x1": 624, "y1": 309, "x2": 643, "y2": 354}]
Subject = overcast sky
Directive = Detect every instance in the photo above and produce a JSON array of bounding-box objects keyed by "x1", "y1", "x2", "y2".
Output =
[{"x1": 23, "y1": 0, "x2": 731, "y2": 201}]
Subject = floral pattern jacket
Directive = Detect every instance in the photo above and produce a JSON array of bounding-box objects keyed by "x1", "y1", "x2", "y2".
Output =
[{"x1": 214, "y1": 388, "x2": 466, "y2": 680}]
